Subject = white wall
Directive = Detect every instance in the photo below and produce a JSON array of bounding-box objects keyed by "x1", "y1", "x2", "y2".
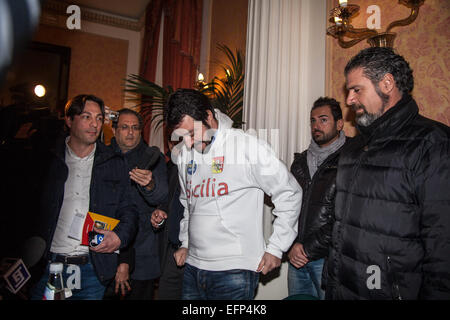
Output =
[{"x1": 244, "y1": 0, "x2": 327, "y2": 300}]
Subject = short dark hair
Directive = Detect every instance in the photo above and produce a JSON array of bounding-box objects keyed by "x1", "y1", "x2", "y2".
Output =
[
  {"x1": 165, "y1": 88, "x2": 215, "y2": 129},
  {"x1": 112, "y1": 108, "x2": 144, "y2": 129},
  {"x1": 311, "y1": 96, "x2": 342, "y2": 121},
  {"x1": 344, "y1": 47, "x2": 414, "y2": 95},
  {"x1": 64, "y1": 94, "x2": 105, "y2": 120}
]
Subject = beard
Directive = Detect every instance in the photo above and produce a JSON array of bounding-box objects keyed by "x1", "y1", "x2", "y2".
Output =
[
  {"x1": 353, "y1": 104, "x2": 383, "y2": 127},
  {"x1": 312, "y1": 127, "x2": 339, "y2": 146},
  {"x1": 354, "y1": 85, "x2": 389, "y2": 127}
]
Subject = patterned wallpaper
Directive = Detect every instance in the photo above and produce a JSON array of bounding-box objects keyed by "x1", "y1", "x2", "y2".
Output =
[{"x1": 326, "y1": 0, "x2": 450, "y2": 137}]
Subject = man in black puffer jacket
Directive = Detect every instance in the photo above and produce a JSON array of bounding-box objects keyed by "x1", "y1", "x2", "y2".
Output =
[
  {"x1": 326, "y1": 47, "x2": 450, "y2": 300},
  {"x1": 288, "y1": 97, "x2": 348, "y2": 300}
]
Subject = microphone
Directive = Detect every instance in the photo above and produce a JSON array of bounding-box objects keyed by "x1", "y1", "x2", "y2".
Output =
[
  {"x1": 0, "y1": 0, "x2": 42, "y2": 84},
  {"x1": 21, "y1": 236, "x2": 46, "y2": 268},
  {"x1": 1, "y1": 258, "x2": 31, "y2": 294},
  {"x1": 0, "y1": 236, "x2": 46, "y2": 295}
]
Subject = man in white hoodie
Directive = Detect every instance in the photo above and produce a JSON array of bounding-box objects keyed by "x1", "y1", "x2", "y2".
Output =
[{"x1": 165, "y1": 89, "x2": 302, "y2": 300}]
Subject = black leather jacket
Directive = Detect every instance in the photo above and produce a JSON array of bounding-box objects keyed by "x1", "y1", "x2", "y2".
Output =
[{"x1": 290, "y1": 140, "x2": 347, "y2": 261}]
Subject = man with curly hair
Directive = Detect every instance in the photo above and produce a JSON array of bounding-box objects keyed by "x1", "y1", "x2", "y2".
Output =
[{"x1": 326, "y1": 47, "x2": 450, "y2": 300}]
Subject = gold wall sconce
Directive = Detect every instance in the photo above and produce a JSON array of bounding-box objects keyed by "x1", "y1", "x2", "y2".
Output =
[{"x1": 327, "y1": 0, "x2": 425, "y2": 48}]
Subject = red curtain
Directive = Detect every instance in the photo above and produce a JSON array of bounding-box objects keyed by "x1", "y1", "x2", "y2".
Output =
[
  {"x1": 163, "y1": 0, "x2": 203, "y2": 89},
  {"x1": 140, "y1": 0, "x2": 164, "y2": 83},
  {"x1": 139, "y1": 0, "x2": 203, "y2": 146}
]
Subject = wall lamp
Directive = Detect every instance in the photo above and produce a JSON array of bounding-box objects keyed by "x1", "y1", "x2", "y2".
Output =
[{"x1": 327, "y1": 0, "x2": 425, "y2": 48}]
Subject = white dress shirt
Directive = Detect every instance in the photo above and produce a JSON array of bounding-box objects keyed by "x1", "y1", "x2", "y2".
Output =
[{"x1": 50, "y1": 137, "x2": 95, "y2": 256}]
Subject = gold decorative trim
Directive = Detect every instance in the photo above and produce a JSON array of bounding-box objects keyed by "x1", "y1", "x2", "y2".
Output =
[{"x1": 41, "y1": 0, "x2": 143, "y2": 31}]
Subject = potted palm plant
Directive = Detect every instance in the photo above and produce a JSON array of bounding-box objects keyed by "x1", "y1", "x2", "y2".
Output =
[
  {"x1": 123, "y1": 44, "x2": 245, "y2": 131},
  {"x1": 123, "y1": 74, "x2": 173, "y2": 131},
  {"x1": 199, "y1": 44, "x2": 245, "y2": 128}
]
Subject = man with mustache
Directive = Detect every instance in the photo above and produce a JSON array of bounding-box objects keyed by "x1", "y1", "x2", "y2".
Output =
[
  {"x1": 326, "y1": 47, "x2": 450, "y2": 299},
  {"x1": 288, "y1": 97, "x2": 348, "y2": 299}
]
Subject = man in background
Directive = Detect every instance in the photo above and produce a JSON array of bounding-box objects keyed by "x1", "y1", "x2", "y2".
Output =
[
  {"x1": 108, "y1": 108, "x2": 168, "y2": 300},
  {"x1": 288, "y1": 97, "x2": 347, "y2": 300}
]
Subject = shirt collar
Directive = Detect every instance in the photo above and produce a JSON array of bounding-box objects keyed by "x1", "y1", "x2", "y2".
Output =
[{"x1": 65, "y1": 136, "x2": 96, "y2": 161}]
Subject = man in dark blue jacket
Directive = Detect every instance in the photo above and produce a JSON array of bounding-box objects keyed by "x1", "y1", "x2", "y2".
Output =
[
  {"x1": 108, "y1": 109, "x2": 168, "y2": 300},
  {"x1": 29, "y1": 94, "x2": 138, "y2": 300}
]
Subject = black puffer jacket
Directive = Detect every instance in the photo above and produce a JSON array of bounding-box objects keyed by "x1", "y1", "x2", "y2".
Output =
[
  {"x1": 326, "y1": 95, "x2": 450, "y2": 300},
  {"x1": 290, "y1": 140, "x2": 347, "y2": 261}
]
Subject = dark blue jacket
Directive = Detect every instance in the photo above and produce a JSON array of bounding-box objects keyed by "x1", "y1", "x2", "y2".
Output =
[
  {"x1": 158, "y1": 156, "x2": 184, "y2": 271},
  {"x1": 35, "y1": 137, "x2": 138, "y2": 284},
  {"x1": 160, "y1": 157, "x2": 184, "y2": 248},
  {"x1": 110, "y1": 138, "x2": 168, "y2": 280}
]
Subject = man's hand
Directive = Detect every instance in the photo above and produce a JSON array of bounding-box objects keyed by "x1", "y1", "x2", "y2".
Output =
[
  {"x1": 288, "y1": 243, "x2": 309, "y2": 268},
  {"x1": 256, "y1": 252, "x2": 281, "y2": 275},
  {"x1": 129, "y1": 168, "x2": 153, "y2": 188},
  {"x1": 90, "y1": 227, "x2": 121, "y2": 253},
  {"x1": 115, "y1": 263, "x2": 131, "y2": 296},
  {"x1": 174, "y1": 247, "x2": 188, "y2": 267},
  {"x1": 151, "y1": 209, "x2": 168, "y2": 228}
]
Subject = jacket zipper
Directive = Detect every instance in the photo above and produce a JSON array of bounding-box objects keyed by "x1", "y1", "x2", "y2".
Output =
[
  {"x1": 331, "y1": 144, "x2": 364, "y2": 298},
  {"x1": 387, "y1": 256, "x2": 402, "y2": 300}
]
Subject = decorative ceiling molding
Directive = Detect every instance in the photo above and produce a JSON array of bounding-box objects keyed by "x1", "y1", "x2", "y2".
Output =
[{"x1": 41, "y1": 0, "x2": 144, "y2": 31}]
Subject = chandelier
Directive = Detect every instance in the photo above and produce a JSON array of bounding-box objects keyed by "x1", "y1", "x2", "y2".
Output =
[{"x1": 327, "y1": 0, "x2": 425, "y2": 48}]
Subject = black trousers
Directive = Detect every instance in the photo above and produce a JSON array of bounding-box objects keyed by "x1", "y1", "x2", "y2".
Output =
[
  {"x1": 157, "y1": 244, "x2": 184, "y2": 300},
  {"x1": 104, "y1": 278, "x2": 155, "y2": 300}
]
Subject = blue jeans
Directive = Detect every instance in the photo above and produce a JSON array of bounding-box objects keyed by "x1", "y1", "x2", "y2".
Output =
[
  {"x1": 30, "y1": 255, "x2": 106, "y2": 300},
  {"x1": 288, "y1": 258, "x2": 325, "y2": 300},
  {"x1": 182, "y1": 263, "x2": 259, "y2": 300}
]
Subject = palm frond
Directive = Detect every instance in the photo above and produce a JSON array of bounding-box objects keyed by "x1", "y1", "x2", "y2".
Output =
[
  {"x1": 200, "y1": 44, "x2": 245, "y2": 128},
  {"x1": 121, "y1": 44, "x2": 245, "y2": 132},
  {"x1": 122, "y1": 75, "x2": 172, "y2": 132}
]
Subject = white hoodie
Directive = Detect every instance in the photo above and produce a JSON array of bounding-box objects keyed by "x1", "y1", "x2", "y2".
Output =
[{"x1": 174, "y1": 110, "x2": 302, "y2": 272}]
